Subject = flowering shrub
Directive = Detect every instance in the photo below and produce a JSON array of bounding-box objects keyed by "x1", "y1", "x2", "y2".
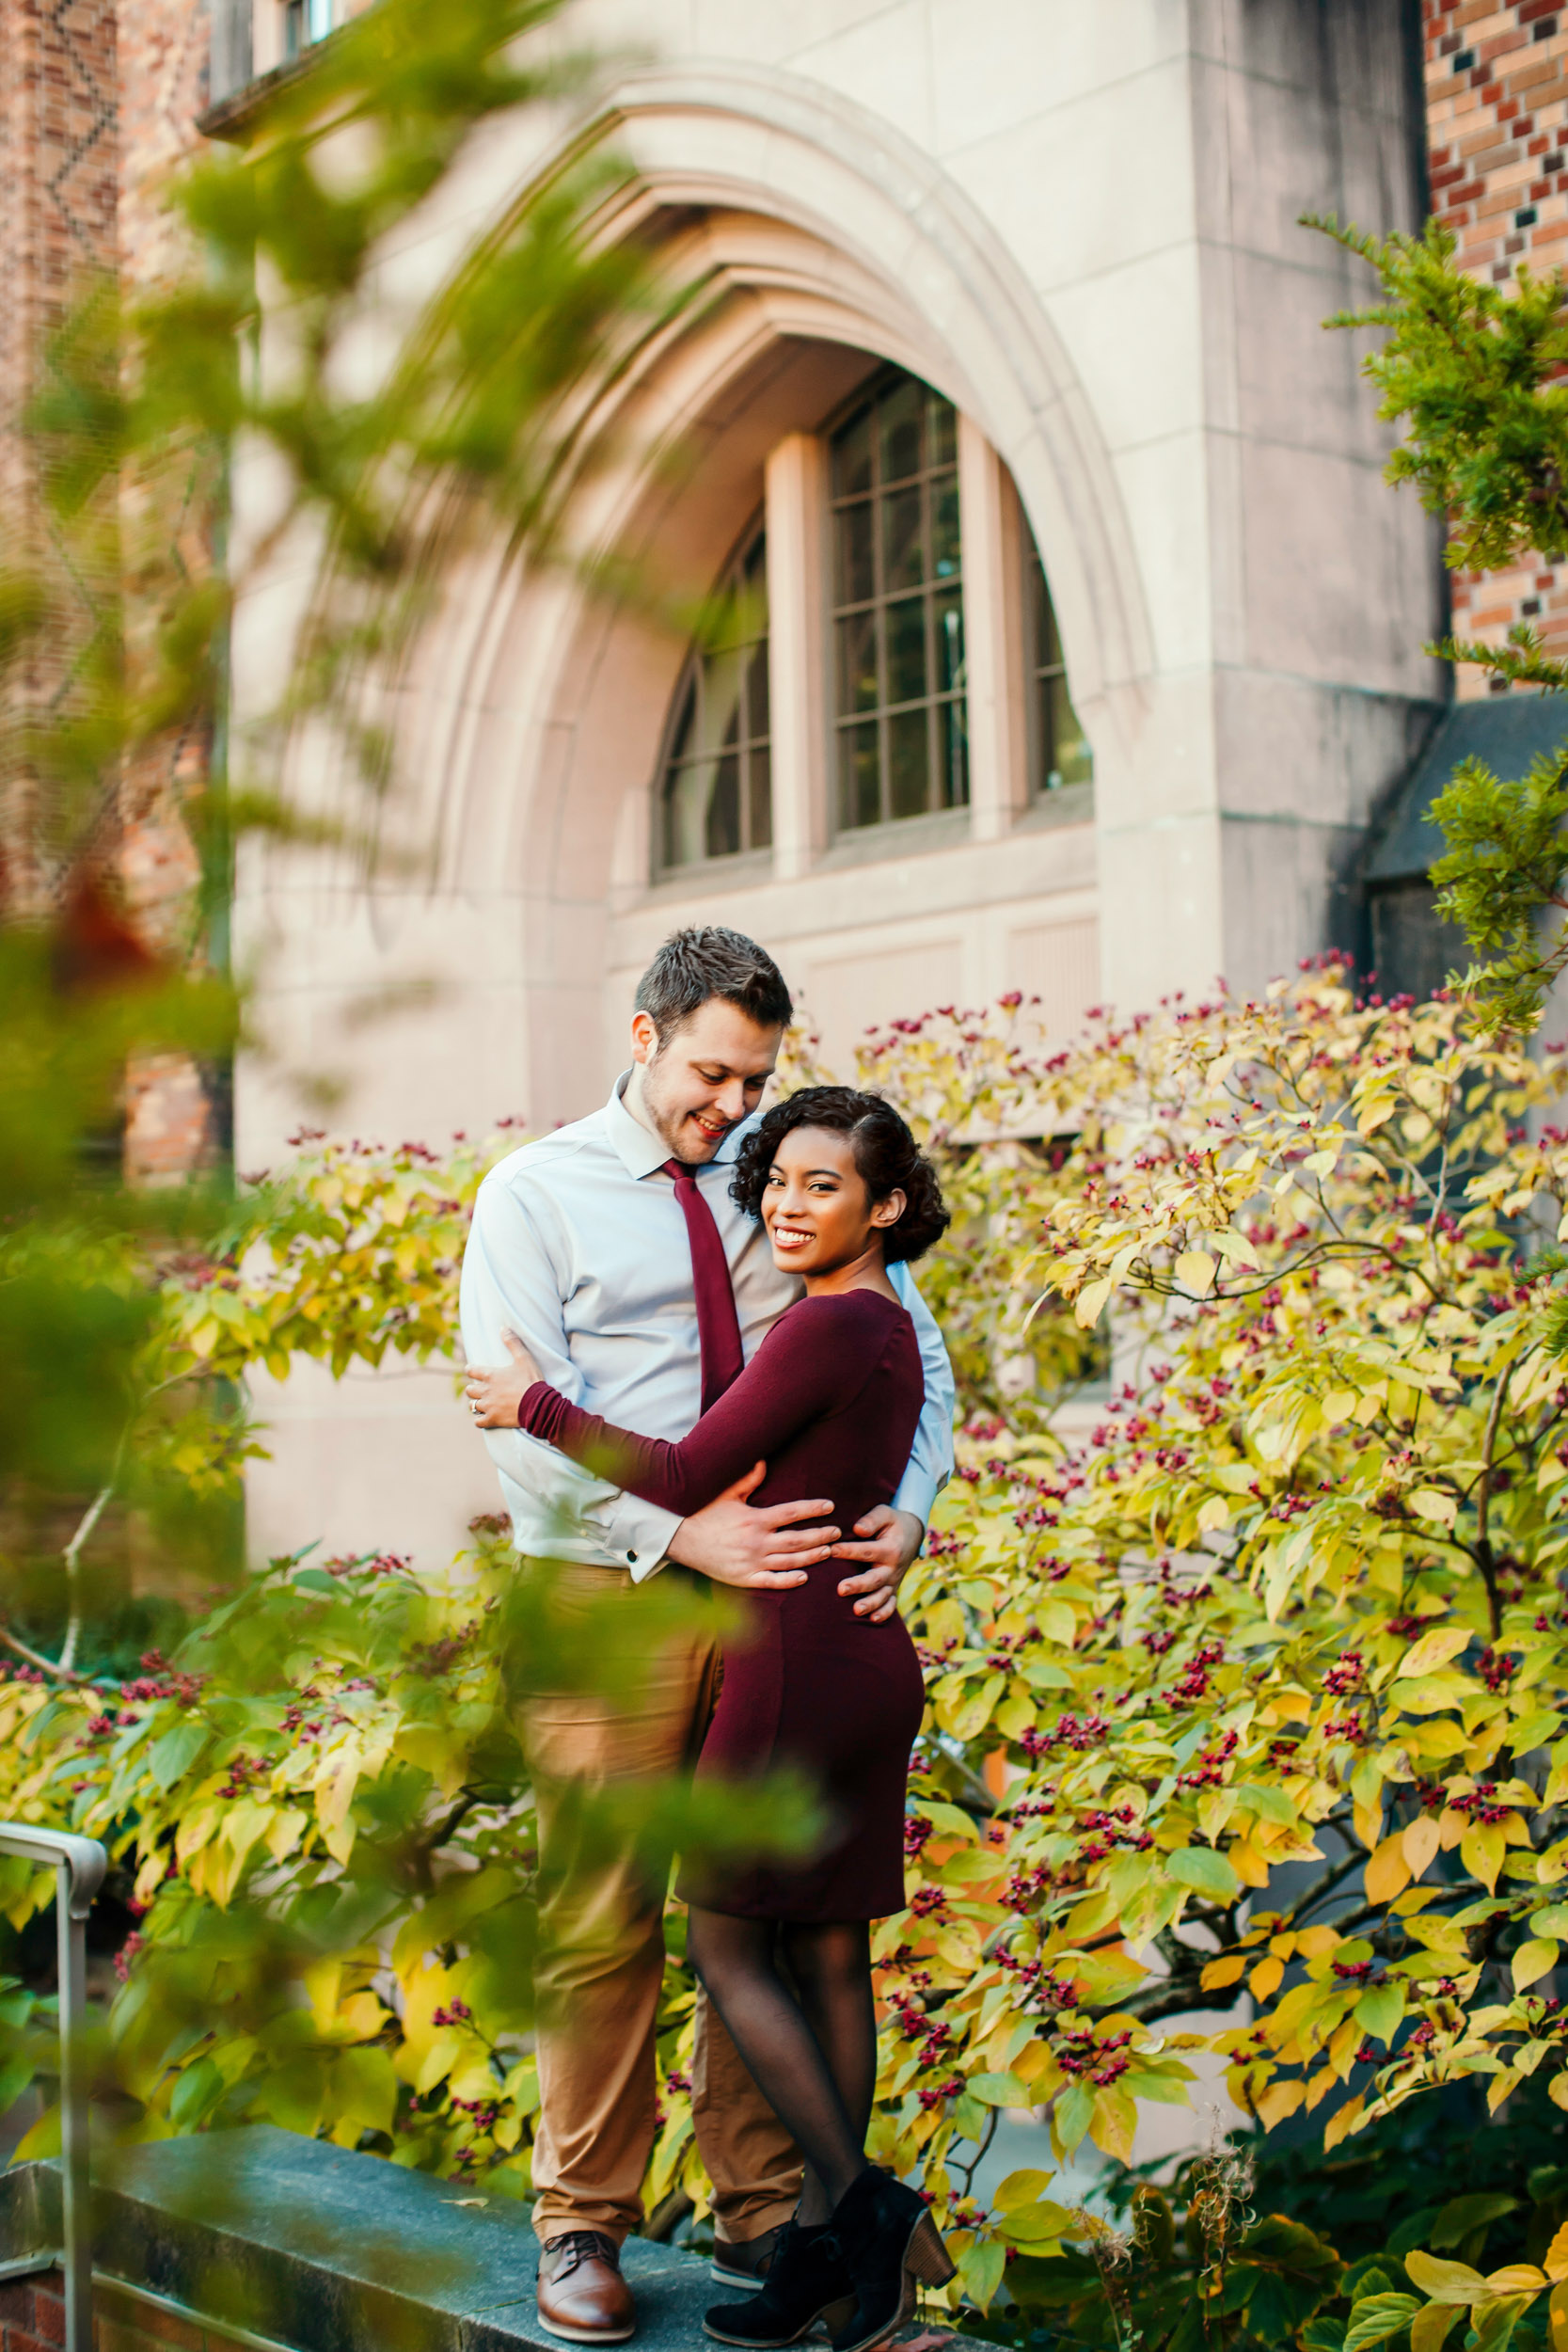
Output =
[{"x1": 9, "y1": 966, "x2": 1568, "y2": 2338}]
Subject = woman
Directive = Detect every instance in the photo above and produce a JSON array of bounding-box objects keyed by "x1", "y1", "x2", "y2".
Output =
[{"x1": 465, "y1": 1086, "x2": 956, "y2": 2352}]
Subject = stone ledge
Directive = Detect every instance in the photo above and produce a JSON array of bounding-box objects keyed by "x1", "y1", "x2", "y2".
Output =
[{"x1": 0, "y1": 2127, "x2": 986, "y2": 2352}]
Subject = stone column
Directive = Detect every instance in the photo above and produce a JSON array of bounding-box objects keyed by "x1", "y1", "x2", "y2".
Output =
[
  {"x1": 958, "y1": 414, "x2": 1028, "y2": 841},
  {"x1": 764, "y1": 430, "x2": 830, "y2": 881}
]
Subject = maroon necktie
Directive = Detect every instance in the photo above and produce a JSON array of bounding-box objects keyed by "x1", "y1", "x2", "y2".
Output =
[{"x1": 663, "y1": 1159, "x2": 745, "y2": 1410}]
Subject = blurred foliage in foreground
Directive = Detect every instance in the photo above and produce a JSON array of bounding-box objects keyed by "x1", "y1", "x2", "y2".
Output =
[
  {"x1": 1, "y1": 0, "x2": 681, "y2": 1668},
  {"x1": 1, "y1": 1538, "x2": 813, "y2": 2194}
]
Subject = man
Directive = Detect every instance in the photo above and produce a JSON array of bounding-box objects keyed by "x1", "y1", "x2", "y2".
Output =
[{"x1": 459, "y1": 926, "x2": 954, "y2": 2344}]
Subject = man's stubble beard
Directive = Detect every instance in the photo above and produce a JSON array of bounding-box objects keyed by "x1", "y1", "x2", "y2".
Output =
[{"x1": 638, "y1": 1060, "x2": 722, "y2": 1167}]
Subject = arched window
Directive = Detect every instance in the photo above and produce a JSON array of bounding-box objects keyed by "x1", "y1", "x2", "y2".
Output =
[
  {"x1": 657, "y1": 524, "x2": 771, "y2": 872},
  {"x1": 1025, "y1": 538, "x2": 1092, "y2": 795},
  {"x1": 830, "y1": 372, "x2": 966, "y2": 831}
]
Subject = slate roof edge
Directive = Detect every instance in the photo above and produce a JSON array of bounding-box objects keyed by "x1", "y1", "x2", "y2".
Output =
[{"x1": 1364, "y1": 693, "x2": 1568, "y2": 885}]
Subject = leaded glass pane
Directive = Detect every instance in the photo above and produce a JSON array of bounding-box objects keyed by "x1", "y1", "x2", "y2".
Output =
[
  {"x1": 837, "y1": 611, "x2": 878, "y2": 716},
  {"x1": 1024, "y1": 536, "x2": 1092, "y2": 798},
  {"x1": 841, "y1": 721, "x2": 880, "y2": 831},
  {"x1": 935, "y1": 590, "x2": 964, "y2": 694},
  {"x1": 886, "y1": 596, "x2": 927, "y2": 707},
  {"x1": 749, "y1": 743, "x2": 773, "y2": 850},
  {"x1": 829, "y1": 371, "x2": 966, "y2": 830},
  {"x1": 881, "y1": 486, "x2": 924, "y2": 594},
  {"x1": 655, "y1": 519, "x2": 772, "y2": 871},
  {"x1": 880, "y1": 378, "x2": 924, "y2": 484},
  {"x1": 836, "y1": 501, "x2": 874, "y2": 606}
]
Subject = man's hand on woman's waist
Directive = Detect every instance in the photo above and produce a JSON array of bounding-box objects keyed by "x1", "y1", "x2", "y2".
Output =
[
  {"x1": 831, "y1": 1504, "x2": 923, "y2": 1625},
  {"x1": 664, "y1": 1460, "x2": 837, "y2": 1591}
]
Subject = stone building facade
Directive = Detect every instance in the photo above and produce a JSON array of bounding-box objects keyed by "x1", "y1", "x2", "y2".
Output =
[{"x1": 6, "y1": 0, "x2": 1562, "y2": 1563}]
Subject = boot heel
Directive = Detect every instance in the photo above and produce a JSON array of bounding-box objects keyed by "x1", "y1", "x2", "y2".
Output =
[{"x1": 905, "y1": 2215, "x2": 957, "y2": 2289}]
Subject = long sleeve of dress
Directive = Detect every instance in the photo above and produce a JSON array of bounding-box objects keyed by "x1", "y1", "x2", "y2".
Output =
[{"x1": 517, "y1": 1297, "x2": 873, "y2": 1518}]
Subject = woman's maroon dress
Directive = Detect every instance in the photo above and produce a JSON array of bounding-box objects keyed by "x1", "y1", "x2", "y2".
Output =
[{"x1": 518, "y1": 1288, "x2": 927, "y2": 1922}]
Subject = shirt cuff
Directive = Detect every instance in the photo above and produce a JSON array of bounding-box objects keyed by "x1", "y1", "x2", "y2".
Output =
[
  {"x1": 892, "y1": 1463, "x2": 939, "y2": 1535},
  {"x1": 608, "y1": 1490, "x2": 684, "y2": 1582}
]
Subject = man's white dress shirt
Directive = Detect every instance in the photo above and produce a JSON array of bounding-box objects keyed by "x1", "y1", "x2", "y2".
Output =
[{"x1": 458, "y1": 1074, "x2": 957, "y2": 1579}]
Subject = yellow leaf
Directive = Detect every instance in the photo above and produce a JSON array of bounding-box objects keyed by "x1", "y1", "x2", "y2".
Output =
[
  {"x1": 1323, "y1": 2093, "x2": 1365, "y2": 2151},
  {"x1": 1552, "y1": 2074, "x2": 1568, "y2": 2114},
  {"x1": 1402, "y1": 1812, "x2": 1442, "y2": 1880},
  {"x1": 1249, "y1": 1955, "x2": 1285, "y2": 2001},
  {"x1": 1354, "y1": 1797, "x2": 1385, "y2": 1852},
  {"x1": 1513, "y1": 1938, "x2": 1560, "y2": 1991},
  {"x1": 1305, "y1": 2064, "x2": 1338, "y2": 2113},
  {"x1": 1196, "y1": 1496, "x2": 1232, "y2": 1534},
  {"x1": 1175, "y1": 1250, "x2": 1216, "y2": 1298},
  {"x1": 1365, "y1": 1834, "x2": 1412, "y2": 1903},
  {"x1": 1405, "y1": 2252, "x2": 1487, "y2": 2305},
  {"x1": 1398, "y1": 1627, "x2": 1470, "y2": 1680},
  {"x1": 1486, "y1": 2267, "x2": 1547, "y2": 2296},
  {"x1": 1075, "y1": 1278, "x2": 1115, "y2": 1329},
  {"x1": 1462, "y1": 1820, "x2": 1506, "y2": 1893},
  {"x1": 1408, "y1": 1489, "x2": 1457, "y2": 1528},
  {"x1": 1544, "y1": 2220, "x2": 1568, "y2": 2285},
  {"x1": 1201, "y1": 1954, "x2": 1247, "y2": 1991},
  {"x1": 1229, "y1": 1839, "x2": 1272, "y2": 1888},
  {"x1": 1323, "y1": 1389, "x2": 1358, "y2": 1422},
  {"x1": 1550, "y1": 2280, "x2": 1568, "y2": 2352},
  {"x1": 1411, "y1": 2305, "x2": 1461, "y2": 2352},
  {"x1": 1255, "y1": 2078, "x2": 1304, "y2": 2128}
]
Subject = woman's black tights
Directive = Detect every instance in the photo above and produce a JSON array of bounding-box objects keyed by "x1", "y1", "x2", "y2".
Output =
[{"x1": 687, "y1": 1907, "x2": 876, "y2": 2226}]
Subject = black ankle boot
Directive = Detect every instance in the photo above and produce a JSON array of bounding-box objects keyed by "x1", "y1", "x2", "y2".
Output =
[
  {"x1": 825, "y1": 2168, "x2": 957, "y2": 2352},
  {"x1": 703, "y1": 2218, "x2": 854, "y2": 2347}
]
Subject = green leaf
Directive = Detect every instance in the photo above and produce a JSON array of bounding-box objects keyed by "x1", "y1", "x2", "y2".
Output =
[
  {"x1": 169, "y1": 2054, "x2": 226, "y2": 2132},
  {"x1": 1344, "y1": 2295, "x2": 1422, "y2": 2352},
  {"x1": 1431, "y1": 2193, "x2": 1519, "y2": 2249},
  {"x1": 959, "y1": 2237, "x2": 1006, "y2": 2312},
  {"x1": 994, "y1": 2169, "x2": 1057, "y2": 2213},
  {"x1": 967, "y1": 2071, "x2": 1029, "y2": 2107},
  {"x1": 999, "y1": 2203, "x2": 1074, "y2": 2245},
  {"x1": 293, "y1": 1568, "x2": 341, "y2": 1597},
  {"x1": 1055, "y1": 2080, "x2": 1094, "y2": 2154},
  {"x1": 148, "y1": 1720, "x2": 210, "y2": 1791},
  {"x1": 1166, "y1": 1846, "x2": 1242, "y2": 1901},
  {"x1": 1470, "y1": 2295, "x2": 1534, "y2": 2352},
  {"x1": 1235, "y1": 1781, "x2": 1299, "y2": 1826},
  {"x1": 1355, "y1": 1981, "x2": 1406, "y2": 2043}
]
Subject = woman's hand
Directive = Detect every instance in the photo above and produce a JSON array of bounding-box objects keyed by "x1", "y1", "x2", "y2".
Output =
[{"x1": 464, "y1": 1330, "x2": 544, "y2": 1428}]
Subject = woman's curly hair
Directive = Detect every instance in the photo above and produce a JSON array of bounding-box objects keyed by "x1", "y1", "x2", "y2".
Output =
[{"x1": 730, "y1": 1086, "x2": 950, "y2": 1264}]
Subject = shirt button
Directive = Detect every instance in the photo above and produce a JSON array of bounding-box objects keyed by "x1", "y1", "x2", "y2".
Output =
[{"x1": 626, "y1": 1551, "x2": 638, "y2": 1564}]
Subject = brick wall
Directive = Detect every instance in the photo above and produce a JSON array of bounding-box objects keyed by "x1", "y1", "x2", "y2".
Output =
[
  {"x1": 0, "y1": 0, "x2": 119, "y2": 915},
  {"x1": 118, "y1": 0, "x2": 221, "y2": 1184},
  {"x1": 0, "y1": 2268, "x2": 259, "y2": 2352},
  {"x1": 1425, "y1": 0, "x2": 1568, "y2": 691},
  {"x1": 0, "y1": 0, "x2": 221, "y2": 1179}
]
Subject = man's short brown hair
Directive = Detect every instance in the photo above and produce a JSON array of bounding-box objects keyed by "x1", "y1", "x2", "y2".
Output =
[{"x1": 634, "y1": 926, "x2": 793, "y2": 1041}]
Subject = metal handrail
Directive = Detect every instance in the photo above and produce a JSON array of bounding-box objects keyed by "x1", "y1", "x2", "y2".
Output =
[{"x1": 0, "y1": 1823, "x2": 106, "y2": 2352}]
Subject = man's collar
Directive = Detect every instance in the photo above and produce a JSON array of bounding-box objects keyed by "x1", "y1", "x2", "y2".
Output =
[
  {"x1": 604, "y1": 1071, "x2": 758, "y2": 1181},
  {"x1": 604, "y1": 1072, "x2": 670, "y2": 1180}
]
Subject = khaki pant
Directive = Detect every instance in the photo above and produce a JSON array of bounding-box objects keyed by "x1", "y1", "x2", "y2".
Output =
[{"x1": 514, "y1": 1560, "x2": 800, "y2": 2246}]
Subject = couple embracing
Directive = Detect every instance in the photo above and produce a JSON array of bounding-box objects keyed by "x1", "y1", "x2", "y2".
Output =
[{"x1": 459, "y1": 926, "x2": 958, "y2": 2352}]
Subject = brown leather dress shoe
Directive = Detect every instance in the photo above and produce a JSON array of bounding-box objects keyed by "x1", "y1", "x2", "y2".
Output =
[{"x1": 536, "y1": 2231, "x2": 637, "y2": 2344}]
